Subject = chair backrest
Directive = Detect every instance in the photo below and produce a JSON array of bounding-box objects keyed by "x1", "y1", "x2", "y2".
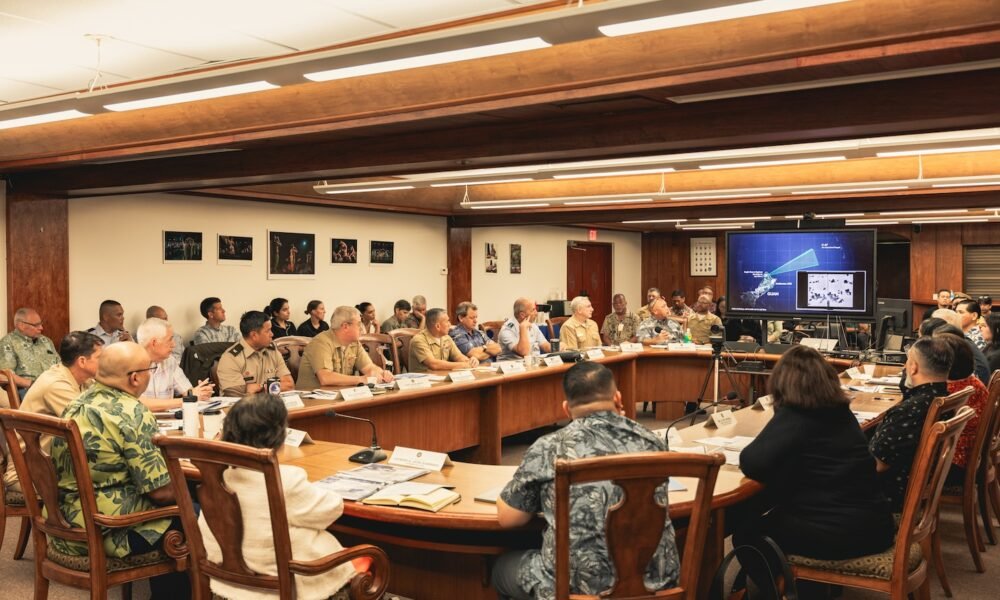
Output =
[
  {"x1": 180, "y1": 341, "x2": 234, "y2": 384},
  {"x1": 548, "y1": 317, "x2": 570, "y2": 339},
  {"x1": 919, "y1": 385, "x2": 973, "y2": 442},
  {"x1": 554, "y1": 452, "x2": 724, "y2": 599},
  {"x1": 481, "y1": 321, "x2": 504, "y2": 340},
  {"x1": 966, "y1": 372, "x2": 1000, "y2": 485},
  {"x1": 388, "y1": 328, "x2": 419, "y2": 373},
  {"x1": 275, "y1": 336, "x2": 311, "y2": 381},
  {"x1": 1, "y1": 369, "x2": 20, "y2": 409},
  {"x1": 895, "y1": 406, "x2": 976, "y2": 580},
  {"x1": 0, "y1": 409, "x2": 107, "y2": 569},
  {"x1": 982, "y1": 371, "x2": 1000, "y2": 477},
  {"x1": 359, "y1": 334, "x2": 396, "y2": 373}
]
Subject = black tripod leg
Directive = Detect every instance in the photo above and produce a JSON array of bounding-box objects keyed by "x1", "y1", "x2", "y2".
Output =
[
  {"x1": 718, "y1": 358, "x2": 746, "y2": 406},
  {"x1": 691, "y1": 355, "x2": 717, "y2": 425}
]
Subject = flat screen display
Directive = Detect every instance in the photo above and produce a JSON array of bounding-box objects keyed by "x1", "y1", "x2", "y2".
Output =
[{"x1": 725, "y1": 229, "x2": 876, "y2": 319}]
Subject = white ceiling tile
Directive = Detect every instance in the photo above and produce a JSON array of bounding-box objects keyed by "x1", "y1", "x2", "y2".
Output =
[
  {"x1": 218, "y1": 0, "x2": 392, "y2": 51},
  {"x1": 324, "y1": 0, "x2": 545, "y2": 29},
  {"x1": 0, "y1": 79, "x2": 68, "y2": 104}
]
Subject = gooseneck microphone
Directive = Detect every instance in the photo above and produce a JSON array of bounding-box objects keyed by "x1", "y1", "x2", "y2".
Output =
[{"x1": 325, "y1": 410, "x2": 388, "y2": 464}]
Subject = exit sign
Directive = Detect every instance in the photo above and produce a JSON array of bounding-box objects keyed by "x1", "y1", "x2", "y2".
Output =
[{"x1": 588, "y1": 229, "x2": 597, "y2": 241}]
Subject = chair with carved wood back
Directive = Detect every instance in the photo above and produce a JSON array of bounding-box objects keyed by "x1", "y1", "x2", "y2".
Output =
[
  {"x1": 274, "y1": 336, "x2": 311, "y2": 382},
  {"x1": 1, "y1": 369, "x2": 20, "y2": 410},
  {"x1": 547, "y1": 317, "x2": 570, "y2": 341},
  {"x1": 154, "y1": 435, "x2": 389, "y2": 600},
  {"x1": 986, "y1": 379, "x2": 1000, "y2": 542},
  {"x1": 0, "y1": 409, "x2": 188, "y2": 600},
  {"x1": 360, "y1": 334, "x2": 396, "y2": 374},
  {"x1": 554, "y1": 452, "x2": 724, "y2": 599},
  {"x1": 788, "y1": 406, "x2": 976, "y2": 600},
  {"x1": 0, "y1": 369, "x2": 31, "y2": 560},
  {"x1": 481, "y1": 321, "x2": 504, "y2": 341},
  {"x1": 388, "y1": 328, "x2": 419, "y2": 374}
]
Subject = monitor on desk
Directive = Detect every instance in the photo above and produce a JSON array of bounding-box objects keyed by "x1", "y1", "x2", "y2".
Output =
[{"x1": 874, "y1": 298, "x2": 912, "y2": 350}]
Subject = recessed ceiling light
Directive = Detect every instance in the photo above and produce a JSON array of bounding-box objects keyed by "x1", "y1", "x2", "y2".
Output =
[
  {"x1": 321, "y1": 185, "x2": 414, "y2": 194},
  {"x1": 791, "y1": 186, "x2": 909, "y2": 195},
  {"x1": 879, "y1": 209, "x2": 969, "y2": 216},
  {"x1": 104, "y1": 81, "x2": 278, "y2": 111},
  {"x1": 430, "y1": 178, "x2": 533, "y2": 187},
  {"x1": 467, "y1": 202, "x2": 550, "y2": 210},
  {"x1": 0, "y1": 109, "x2": 90, "y2": 130},
  {"x1": 698, "y1": 156, "x2": 846, "y2": 170},
  {"x1": 877, "y1": 144, "x2": 1000, "y2": 157}
]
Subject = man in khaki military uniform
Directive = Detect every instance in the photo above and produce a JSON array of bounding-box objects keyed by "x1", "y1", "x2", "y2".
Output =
[
  {"x1": 635, "y1": 288, "x2": 661, "y2": 322},
  {"x1": 296, "y1": 306, "x2": 394, "y2": 390},
  {"x1": 409, "y1": 308, "x2": 478, "y2": 373},
  {"x1": 559, "y1": 296, "x2": 602, "y2": 351},
  {"x1": 216, "y1": 311, "x2": 292, "y2": 397},
  {"x1": 0, "y1": 307, "x2": 59, "y2": 396},
  {"x1": 687, "y1": 295, "x2": 724, "y2": 345}
]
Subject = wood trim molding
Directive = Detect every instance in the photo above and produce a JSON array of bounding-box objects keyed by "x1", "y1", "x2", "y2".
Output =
[{"x1": 447, "y1": 227, "x2": 472, "y2": 316}]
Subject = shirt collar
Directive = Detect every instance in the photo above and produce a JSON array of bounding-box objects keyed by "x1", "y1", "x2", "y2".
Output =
[{"x1": 11, "y1": 330, "x2": 37, "y2": 343}]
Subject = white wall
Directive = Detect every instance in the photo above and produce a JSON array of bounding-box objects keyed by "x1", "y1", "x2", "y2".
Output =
[
  {"x1": 470, "y1": 226, "x2": 642, "y2": 322},
  {"x1": 68, "y1": 194, "x2": 449, "y2": 340},
  {"x1": 0, "y1": 182, "x2": 6, "y2": 335}
]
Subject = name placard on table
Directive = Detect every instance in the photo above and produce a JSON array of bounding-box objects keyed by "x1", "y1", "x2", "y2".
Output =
[
  {"x1": 586, "y1": 348, "x2": 605, "y2": 360},
  {"x1": 389, "y1": 446, "x2": 453, "y2": 471},
  {"x1": 703, "y1": 409, "x2": 736, "y2": 428},
  {"x1": 449, "y1": 370, "x2": 475, "y2": 382},
  {"x1": 543, "y1": 355, "x2": 564, "y2": 367},
  {"x1": 620, "y1": 342, "x2": 644, "y2": 352},
  {"x1": 396, "y1": 378, "x2": 433, "y2": 391},
  {"x1": 340, "y1": 386, "x2": 374, "y2": 401},
  {"x1": 284, "y1": 428, "x2": 315, "y2": 447},
  {"x1": 280, "y1": 392, "x2": 305, "y2": 409},
  {"x1": 498, "y1": 361, "x2": 526, "y2": 374}
]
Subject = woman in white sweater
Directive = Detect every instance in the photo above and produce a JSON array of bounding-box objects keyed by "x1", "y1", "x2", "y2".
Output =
[{"x1": 198, "y1": 394, "x2": 357, "y2": 600}]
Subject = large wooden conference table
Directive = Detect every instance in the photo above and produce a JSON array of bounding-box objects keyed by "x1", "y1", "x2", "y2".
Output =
[
  {"x1": 275, "y1": 365, "x2": 901, "y2": 600},
  {"x1": 288, "y1": 349, "x2": 855, "y2": 463}
]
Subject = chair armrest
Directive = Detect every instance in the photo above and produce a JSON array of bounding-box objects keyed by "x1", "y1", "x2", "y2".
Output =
[
  {"x1": 92, "y1": 505, "x2": 180, "y2": 529},
  {"x1": 289, "y1": 543, "x2": 390, "y2": 599}
]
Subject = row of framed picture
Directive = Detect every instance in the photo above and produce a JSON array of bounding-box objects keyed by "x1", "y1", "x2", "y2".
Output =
[
  {"x1": 162, "y1": 231, "x2": 394, "y2": 279},
  {"x1": 487, "y1": 242, "x2": 522, "y2": 274}
]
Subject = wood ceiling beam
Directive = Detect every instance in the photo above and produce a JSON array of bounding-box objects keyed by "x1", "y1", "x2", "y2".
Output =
[{"x1": 1, "y1": 0, "x2": 997, "y2": 171}]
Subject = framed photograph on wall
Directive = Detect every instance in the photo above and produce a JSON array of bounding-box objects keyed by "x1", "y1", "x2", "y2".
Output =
[
  {"x1": 370, "y1": 240, "x2": 394, "y2": 264},
  {"x1": 510, "y1": 244, "x2": 522, "y2": 274},
  {"x1": 485, "y1": 242, "x2": 498, "y2": 274},
  {"x1": 218, "y1": 234, "x2": 253, "y2": 264},
  {"x1": 690, "y1": 237, "x2": 717, "y2": 276},
  {"x1": 268, "y1": 231, "x2": 315, "y2": 278},
  {"x1": 163, "y1": 231, "x2": 202, "y2": 262},
  {"x1": 332, "y1": 238, "x2": 358, "y2": 264}
]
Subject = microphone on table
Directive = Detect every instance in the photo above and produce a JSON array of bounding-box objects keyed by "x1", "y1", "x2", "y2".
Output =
[{"x1": 325, "y1": 410, "x2": 388, "y2": 464}]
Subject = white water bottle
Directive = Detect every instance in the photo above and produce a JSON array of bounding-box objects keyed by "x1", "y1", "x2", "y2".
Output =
[{"x1": 182, "y1": 393, "x2": 199, "y2": 437}]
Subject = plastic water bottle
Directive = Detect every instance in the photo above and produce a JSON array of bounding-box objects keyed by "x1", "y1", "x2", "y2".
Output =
[
  {"x1": 684, "y1": 329, "x2": 693, "y2": 343},
  {"x1": 182, "y1": 392, "x2": 199, "y2": 438}
]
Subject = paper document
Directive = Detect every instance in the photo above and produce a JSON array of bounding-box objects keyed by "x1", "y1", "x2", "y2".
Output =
[
  {"x1": 870, "y1": 376, "x2": 901, "y2": 386},
  {"x1": 669, "y1": 445, "x2": 707, "y2": 455},
  {"x1": 853, "y1": 411, "x2": 879, "y2": 423},
  {"x1": 722, "y1": 450, "x2": 741, "y2": 466},
  {"x1": 314, "y1": 475, "x2": 383, "y2": 502},
  {"x1": 694, "y1": 436, "x2": 755, "y2": 450}
]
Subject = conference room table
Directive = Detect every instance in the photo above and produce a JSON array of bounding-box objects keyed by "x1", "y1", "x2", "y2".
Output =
[{"x1": 267, "y1": 363, "x2": 902, "y2": 599}]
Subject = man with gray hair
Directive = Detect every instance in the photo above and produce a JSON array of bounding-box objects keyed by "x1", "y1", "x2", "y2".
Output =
[
  {"x1": 498, "y1": 298, "x2": 552, "y2": 361},
  {"x1": 449, "y1": 301, "x2": 501, "y2": 363},
  {"x1": 559, "y1": 296, "x2": 601, "y2": 350},
  {"x1": 409, "y1": 308, "x2": 478, "y2": 373},
  {"x1": 296, "y1": 306, "x2": 394, "y2": 389},
  {"x1": 145, "y1": 305, "x2": 184, "y2": 361},
  {"x1": 136, "y1": 317, "x2": 213, "y2": 411},
  {"x1": 0, "y1": 307, "x2": 59, "y2": 396},
  {"x1": 404, "y1": 294, "x2": 428, "y2": 329}
]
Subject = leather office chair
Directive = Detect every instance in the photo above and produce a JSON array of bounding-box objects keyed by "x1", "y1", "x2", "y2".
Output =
[
  {"x1": 0, "y1": 410, "x2": 188, "y2": 600},
  {"x1": 554, "y1": 452, "x2": 724, "y2": 599},
  {"x1": 155, "y1": 435, "x2": 389, "y2": 600},
  {"x1": 788, "y1": 406, "x2": 975, "y2": 600},
  {"x1": 388, "y1": 328, "x2": 419, "y2": 373},
  {"x1": 547, "y1": 317, "x2": 570, "y2": 340},
  {"x1": 359, "y1": 333, "x2": 396, "y2": 373},
  {"x1": 274, "y1": 336, "x2": 311, "y2": 382}
]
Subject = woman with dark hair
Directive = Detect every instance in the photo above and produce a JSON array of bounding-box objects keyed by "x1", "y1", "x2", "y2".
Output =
[
  {"x1": 736, "y1": 345, "x2": 894, "y2": 561},
  {"x1": 198, "y1": 393, "x2": 359, "y2": 599},
  {"x1": 934, "y1": 333, "x2": 989, "y2": 484},
  {"x1": 264, "y1": 297, "x2": 297, "y2": 339},
  {"x1": 356, "y1": 302, "x2": 378, "y2": 335},
  {"x1": 298, "y1": 300, "x2": 329, "y2": 338}
]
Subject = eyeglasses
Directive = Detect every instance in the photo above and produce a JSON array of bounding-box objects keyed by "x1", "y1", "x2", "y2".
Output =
[
  {"x1": 127, "y1": 366, "x2": 157, "y2": 377},
  {"x1": 16, "y1": 320, "x2": 43, "y2": 328}
]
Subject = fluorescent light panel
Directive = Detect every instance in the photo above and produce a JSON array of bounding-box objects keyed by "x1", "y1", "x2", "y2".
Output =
[
  {"x1": 879, "y1": 209, "x2": 968, "y2": 216},
  {"x1": 670, "y1": 192, "x2": 771, "y2": 200},
  {"x1": 877, "y1": 144, "x2": 1000, "y2": 157},
  {"x1": 553, "y1": 168, "x2": 674, "y2": 180},
  {"x1": 846, "y1": 220, "x2": 899, "y2": 226},
  {"x1": 818, "y1": 213, "x2": 865, "y2": 218},
  {"x1": 700, "y1": 216, "x2": 771, "y2": 221},
  {"x1": 0, "y1": 109, "x2": 90, "y2": 130},
  {"x1": 563, "y1": 198, "x2": 654, "y2": 206},
  {"x1": 322, "y1": 185, "x2": 414, "y2": 194},
  {"x1": 621, "y1": 219, "x2": 688, "y2": 224},
  {"x1": 599, "y1": 0, "x2": 848, "y2": 36},
  {"x1": 430, "y1": 178, "x2": 533, "y2": 187},
  {"x1": 304, "y1": 38, "x2": 551, "y2": 81},
  {"x1": 791, "y1": 186, "x2": 909, "y2": 195},
  {"x1": 104, "y1": 81, "x2": 278, "y2": 112},
  {"x1": 909, "y1": 217, "x2": 990, "y2": 224},
  {"x1": 932, "y1": 181, "x2": 1000, "y2": 188},
  {"x1": 677, "y1": 224, "x2": 748, "y2": 230},
  {"x1": 698, "y1": 156, "x2": 846, "y2": 170},
  {"x1": 467, "y1": 202, "x2": 549, "y2": 210}
]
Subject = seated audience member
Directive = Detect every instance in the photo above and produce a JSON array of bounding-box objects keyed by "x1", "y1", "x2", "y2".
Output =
[
  {"x1": 449, "y1": 302, "x2": 501, "y2": 363},
  {"x1": 265, "y1": 297, "x2": 297, "y2": 339},
  {"x1": 191, "y1": 297, "x2": 241, "y2": 345},
  {"x1": 920, "y1": 319, "x2": 990, "y2": 385},
  {"x1": 217, "y1": 311, "x2": 293, "y2": 397},
  {"x1": 0, "y1": 307, "x2": 58, "y2": 396},
  {"x1": 3, "y1": 331, "x2": 103, "y2": 493},
  {"x1": 668, "y1": 289, "x2": 694, "y2": 324},
  {"x1": 498, "y1": 298, "x2": 552, "y2": 360},
  {"x1": 136, "y1": 317, "x2": 213, "y2": 411},
  {"x1": 717, "y1": 296, "x2": 762, "y2": 344},
  {"x1": 380, "y1": 299, "x2": 412, "y2": 333},
  {"x1": 986, "y1": 314, "x2": 1000, "y2": 373},
  {"x1": 635, "y1": 287, "x2": 661, "y2": 322},
  {"x1": 869, "y1": 336, "x2": 954, "y2": 511},
  {"x1": 199, "y1": 393, "x2": 358, "y2": 599},
  {"x1": 404, "y1": 295, "x2": 428, "y2": 329},
  {"x1": 636, "y1": 298, "x2": 683, "y2": 345},
  {"x1": 409, "y1": 308, "x2": 479, "y2": 372},
  {"x1": 145, "y1": 306, "x2": 184, "y2": 361},
  {"x1": 956, "y1": 299, "x2": 988, "y2": 351},
  {"x1": 979, "y1": 295, "x2": 992, "y2": 319},
  {"x1": 687, "y1": 295, "x2": 724, "y2": 344},
  {"x1": 559, "y1": 296, "x2": 602, "y2": 351},
  {"x1": 51, "y1": 342, "x2": 188, "y2": 597},
  {"x1": 933, "y1": 333, "x2": 989, "y2": 485},
  {"x1": 296, "y1": 306, "x2": 394, "y2": 389},
  {"x1": 600, "y1": 293, "x2": 640, "y2": 346},
  {"x1": 298, "y1": 300, "x2": 330, "y2": 338},
  {"x1": 766, "y1": 320, "x2": 784, "y2": 343},
  {"x1": 738, "y1": 346, "x2": 894, "y2": 562},
  {"x1": 698, "y1": 285, "x2": 718, "y2": 314},
  {"x1": 88, "y1": 299, "x2": 133, "y2": 345},
  {"x1": 356, "y1": 302, "x2": 379, "y2": 335},
  {"x1": 951, "y1": 291, "x2": 972, "y2": 310},
  {"x1": 493, "y1": 362, "x2": 677, "y2": 599},
  {"x1": 922, "y1": 288, "x2": 953, "y2": 321}
]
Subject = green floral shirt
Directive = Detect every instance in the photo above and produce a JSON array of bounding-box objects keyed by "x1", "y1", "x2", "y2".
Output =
[
  {"x1": 51, "y1": 382, "x2": 172, "y2": 557},
  {"x1": 0, "y1": 330, "x2": 58, "y2": 380}
]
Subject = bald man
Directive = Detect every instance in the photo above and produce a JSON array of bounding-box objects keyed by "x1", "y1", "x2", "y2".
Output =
[
  {"x1": 88, "y1": 299, "x2": 133, "y2": 345},
  {"x1": 50, "y1": 342, "x2": 185, "y2": 598},
  {"x1": 498, "y1": 297, "x2": 551, "y2": 360}
]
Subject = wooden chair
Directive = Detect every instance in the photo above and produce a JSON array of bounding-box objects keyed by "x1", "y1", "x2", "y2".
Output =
[
  {"x1": 360, "y1": 333, "x2": 396, "y2": 373},
  {"x1": 0, "y1": 409, "x2": 188, "y2": 600},
  {"x1": 154, "y1": 435, "x2": 389, "y2": 600},
  {"x1": 0, "y1": 381, "x2": 31, "y2": 559},
  {"x1": 481, "y1": 321, "x2": 504, "y2": 341},
  {"x1": 274, "y1": 336, "x2": 311, "y2": 381},
  {"x1": 1, "y1": 368, "x2": 20, "y2": 409},
  {"x1": 388, "y1": 328, "x2": 419, "y2": 373},
  {"x1": 547, "y1": 317, "x2": 570, "y2": 340},
  {"x1": 554, "y1": 452, "x2": 724, "y2": 599},
  {"x1": 788, "y1": 406, "x2": 976, "y2": 600}
]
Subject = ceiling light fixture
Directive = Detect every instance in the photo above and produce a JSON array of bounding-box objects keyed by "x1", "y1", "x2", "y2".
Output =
[
  {"x1": 670, "y1": 192, "x2": 771, "y2": 201},
  {"x1": 876, "y1": 144, "x2": 1000, "y2": 158},
  {"x1": 304, "y1": 38, "x2": 551, "y2": 81},
  {"x1": 563, "y1": 198, "x2": 655, "y2": 206},
  {"x1": 784, "y1": 215, "x2": 805, "y2": 219},
  {"x1": 621, "y1": 218, "x2": 688, "y2": 224},
  {"x1": 909, "y1": 217, "x2": 990, "y2": 224},
  {"x1": 879, "y1": 209, "x2": 969, "y2": 216},
  {"x1": 553, "y1": 168, "x2": 675, "y2": 180},
  {"x1": 818, "y1": 213, "x2": 865, "y2": 218},
  {"x1": 676, "y1": 224, "x2": 749, "y2": 230},
  {"x1": 320, "y1": 185, "x2": 414, "y2": 194},
  {"x1": 931, "y1": 181, "x2": 1000, "y2": 188},
  {"x1": 430, "y1": 178, "x2": 533, "y2": 187},
  {"x1": 700, "y1": 216, "x2": 771, "y2": 221},
  {"x1": 846, "y1": 220, "x2": 900, "y2": 226},
  {"x1": 599, "y1": 0, "x2": 848, "y2": 36},
  {"x1": 104, "y1": 81, "x2": 279, "y2": 111},
  {"x1": 467, "y1": 202, "x2": 550, "y2": 210},
  {"x1": 698, "y1": 156, "x2": 846, "y2": 170},
  {"x1": 0, "y1": 109, "x2": 90, "y2": 130},
  {"x1": 791, "y1": 186, "x2": 909, "y2": 195}
]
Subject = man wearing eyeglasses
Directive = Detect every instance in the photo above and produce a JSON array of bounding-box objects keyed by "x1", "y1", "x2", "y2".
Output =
[{"x1": 0, "y1": 307, "x2": 59, "y2": 398}]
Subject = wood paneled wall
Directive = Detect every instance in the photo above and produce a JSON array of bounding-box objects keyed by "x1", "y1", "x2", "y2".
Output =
[
  {"x1": 641, "y1": 232, "x2": 726, "y2": 303},
  {"x1": 446, "y1": 226, "x2": 471, "y2": 316},
  {"x1": 5, "y1": 191, "x2": 69, "y2": 344}
]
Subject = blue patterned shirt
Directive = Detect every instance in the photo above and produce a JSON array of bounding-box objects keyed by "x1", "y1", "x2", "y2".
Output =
[{"x1": 448, "y1": 325, "x2": 492, "y2": 361}]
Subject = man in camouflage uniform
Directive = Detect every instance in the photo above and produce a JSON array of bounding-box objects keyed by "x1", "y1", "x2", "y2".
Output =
[
  {"x1": 493, "y1": 362, "x2": 679, "y2": 599},
  {"x1": 296, "y1": 306, "x2": 394, "y2": 389},
  {"x1": 0, "y1": 307, "x2": 58, "y2": 398}
]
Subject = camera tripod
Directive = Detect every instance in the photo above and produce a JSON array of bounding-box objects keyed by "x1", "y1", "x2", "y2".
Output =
[{"x1": 690, "y1": 342, "x2": 744, "y2": 424}]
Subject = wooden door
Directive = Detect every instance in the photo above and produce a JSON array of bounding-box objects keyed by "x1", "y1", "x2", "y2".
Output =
[{"x1": 567, "y1": 242, "x2": 613, "y2": 328}]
